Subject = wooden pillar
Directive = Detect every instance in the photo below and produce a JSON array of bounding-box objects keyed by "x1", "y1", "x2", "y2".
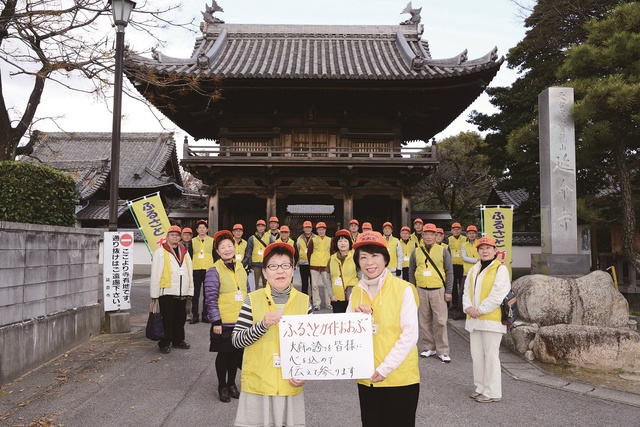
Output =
[
  {"x1": 344, "y1": 193, "x2": 354, "y2": 226},
  {"x1": 401, "y1": 190, "x2": 411, "y2": 227},
  {"x1": 208, "y1": 191, "x2": 219, "y2": 234},
  {"x1": 266, "y1": 190, "x2": 277, "y2": 220}
]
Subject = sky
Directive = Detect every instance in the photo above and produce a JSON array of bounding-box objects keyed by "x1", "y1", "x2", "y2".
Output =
[{"x1": 6, "y1": 0, "x2": 531, "y2": 153}]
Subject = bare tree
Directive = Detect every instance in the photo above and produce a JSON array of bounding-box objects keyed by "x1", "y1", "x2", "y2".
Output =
[{"x1": 0, "y1": 0, "x2": 218, "y2": 161}]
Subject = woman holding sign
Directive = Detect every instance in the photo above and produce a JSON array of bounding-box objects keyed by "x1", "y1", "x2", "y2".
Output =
[
  {"x1": 347, "y1": 231, "x2": 420, "y2": 427},
  {"x1": 204, "y1": 230, "x2": 249, "y2": 403},
  {"x1": 232, "y1": 242, "x2": 311, "y2": 427},
  {"x1": 327, "y1": 229, "x2": 359, "y2": 313}
]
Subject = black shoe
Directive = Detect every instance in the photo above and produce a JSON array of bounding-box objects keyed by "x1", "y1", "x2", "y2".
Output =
[
  {"x1": 202, "y1": 316, "x2": 211, "y2": 324},
  {"x1": 219, "y1": 387, "x2": 231, "y2": 403},
  {"x1": 228, "y1": 383, "x2": 240, "y2": 399},
  {"x1": 190, "y1": 316, "x2": 199, "y2": 324},
  {"x1": 174, "y1": 341, "x2": 191, "y2": 350},
  {"x1": 159, "y1": 346, "x2": 170, "y2": 354}
]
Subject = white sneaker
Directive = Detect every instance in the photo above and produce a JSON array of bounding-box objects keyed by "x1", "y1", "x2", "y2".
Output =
[
  {"x1": 438, "y1": 354, "x2": 451, "y2": 363},
  {"x1": 420, "y1": 350, "x2": 437, "y2": 358},
  {"x1": 326, "y1": 304, "x2": 332, "y2": 310},
  {"x1": 313, "y1": 305, "x2": 321, "y2": 311}
]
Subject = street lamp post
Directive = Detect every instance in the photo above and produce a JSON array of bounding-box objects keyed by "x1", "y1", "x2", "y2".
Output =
[{"x1": 108, "y1": 0, "x2": 136, "y2": 231}]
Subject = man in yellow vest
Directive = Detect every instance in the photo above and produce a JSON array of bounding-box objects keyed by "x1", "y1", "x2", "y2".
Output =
[
  {"x1": 268, "y1": 216, "x2": 280, "y2": 243},
  {"x1": 410, "y1": 218, "x2": 424, "y2": 246},
  {"x1": 150, "y1": 225, "x2": 194, "y2": 354},
  {"x1": 243, "y1": 219, "x2": 269, "y2": 290},
  {"x1": 362, "y1": 222, "x2": 373, "y2": 232},
  {"x1": 273, "y1": 225, "x2": 298, "y2": 264},
  {"x1": 307, "y1": 221, "x2": 332, "y2": 311},
  {"x1": 232, "y1": 224, "x2": 247, "y2": 267},
  {"x1": 399, "y1": 225, "x2": 416, "y2": 281},
  {"x1": 382, "y1": 221, "x2": 403, "y2": 276},
  {"x1": 409, "y1": 223, "x2": 454, "y2": 363},
  {"x1": 348, "y1": 219, "x2": 360, "y2": 243},
  {"x1": 191, "y1": 219, "x2": 215, "y2": 324},
  {"x1": 447, "y1": 222, "x2": 467, "y2": 314},
  {"x1": 296, "y1": 220, "x2": 315, "y2": 300},
  {"x1": 435, "y1": 228, "x2": 448, "y2": 250}
]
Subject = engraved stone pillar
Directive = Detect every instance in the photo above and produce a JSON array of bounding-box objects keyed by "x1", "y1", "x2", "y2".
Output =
[{"x1": 532, "y1": 87, "x2": 590, "y2": 275}]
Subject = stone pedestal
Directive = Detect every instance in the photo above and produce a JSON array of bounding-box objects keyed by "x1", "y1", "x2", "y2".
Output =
[
  {"x1": 105, "y1": 311, "x2": 131, "y2": 334},
  {"x1": 531, "y1": 253, "x2": 591, "y2": 276}
]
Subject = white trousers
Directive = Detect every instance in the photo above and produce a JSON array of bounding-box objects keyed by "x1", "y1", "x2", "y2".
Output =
[
  {"x1": 310, "y1": 269, "x2": 330, "y2": 308},
  {"x1": 469, "y1": 330, "x2": 503, "y2": 399}
]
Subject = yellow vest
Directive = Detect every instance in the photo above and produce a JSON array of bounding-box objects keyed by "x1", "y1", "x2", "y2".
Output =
[
  {"x1": 438, "y1": 242, "x2": 449, "y2": 250},
  {"x1": 241, "y1": 286, "x2": 309, "y2": 396},
  {"x1": 329, "y1": 251, "x2": 358, "y2": 301},
  {"x1": 296, "y1": 234, "x2": 314, "y2": 262},
  {"x1": 235, "y1": 239, "x2": 247, "y2": 263},
  {"x1": 275, "y1": 238, "x2": 295, "y2": 248},
  {"x1": 410, "y1": 233, "x2": 422, "y2": 247},
  {"x1": 214, "y1": 259, "x2": 248, "y2": 324},
  {"x1": 447, "y1": 235, "x2": 467, "y2": 265},
  {"x1": 309, "y1": 235, "x2": 331, "y2": 267},
  {"x1": 385, "y1": 236, "x2": 400, "y2": 270},
  {"x1": 160, "y1": 247, "x2": 193, "y2": 290},
  {"x1": 400, "y1": 239, "x2": 416, "y2": 268},
  {"x1": 414, "y1": 245, "x2": 445, "y2": 289},
  {"x1": 462, "y1": 241, "x2": 479, "y2": 275},
  {"x1": 467, "y1": 260, "x2": 502, "y2": 322},
  {"x1": 192, "y1": 236, "x2": 214, "y2": 270},
  {"x1": 351, "y1": 275, "x2": 420, "y2": 388},
  {"x1": 251, "y1": 233, "x2": 269, "y2": 264}
]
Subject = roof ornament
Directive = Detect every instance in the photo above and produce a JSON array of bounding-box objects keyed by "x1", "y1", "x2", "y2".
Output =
[
  {"x1": 202, "y1": 0, "x2": 224, "y2": 24},
  {"x1": 400, "y1": 2, "x2": 422, "y2": 25}
]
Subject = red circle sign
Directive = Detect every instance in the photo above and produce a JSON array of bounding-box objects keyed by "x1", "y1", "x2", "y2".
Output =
[{"x1": 120, "y1": 233, "x2": 133, "y2": 247}]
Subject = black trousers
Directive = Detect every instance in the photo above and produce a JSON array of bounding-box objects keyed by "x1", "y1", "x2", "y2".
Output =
[
  {"x1": 299, "y1": 264, "x2": 311, "y2": 296},
  {"x1": 192, "y1": 269, "x2": 207, "y2": 318},
  {"x1": 451, "y1": 264, "x2": 464, "y2": 309},
  {"x1": 358, "y1": 383, "x2": 419, "y2": 427},
  {"x1": 331, "y1": 300, "x2": 348, "y2": 313},
  {"x1": 402, "y1": 267, "x2": 409, "y2": 282},
  {"x1": 158, "y1": 295, "x2": 187, "y2": 348}
]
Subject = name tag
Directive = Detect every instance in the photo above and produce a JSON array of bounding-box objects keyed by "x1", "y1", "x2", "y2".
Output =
[
  {"x1": 198, "y1": 253, "x2": 205, "y2": 259},
  {"x1": 372, "y1": 324, "x2": 378, "y2": 334},
  {"x1": 258, "y1": 249, "x2": 264, "y2": 256},
  {"x1": 273, "y1": 353, "x2": 281, "y2": 368},
  {"x1": 334, "y1": 277, "x2": 343, "y2": 286},
  {"x1": 454, "y1": 253, "x2": 460, "y2": 257},
  {"x1": 423, "y1": 270, "x2": 432, "y2": 276},
  {"x1": 235, "y1": 253, "x2": 242, "y2": 261},
  {"x1": 235, "y1": 291, "x2": 244, "y2": 302},
  {"x1": 404, "y1": 256, "x2": 410, "y2": 261}
]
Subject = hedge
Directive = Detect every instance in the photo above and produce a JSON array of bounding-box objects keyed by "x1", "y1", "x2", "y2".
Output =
[{"x1": 0, "y1": 161, "x2": 77, "y2": 227}]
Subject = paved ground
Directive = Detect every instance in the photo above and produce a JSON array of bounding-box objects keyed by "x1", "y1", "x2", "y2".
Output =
[{"x1": 1, "y1": 277, "x2": 639, "y2": 427}]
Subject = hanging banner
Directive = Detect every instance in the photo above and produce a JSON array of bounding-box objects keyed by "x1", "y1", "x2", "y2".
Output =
[
  {"x1": 128, "y1": 193, "x2": 171, "y2": 252},
  {"x1": 481, "y1": 206, "x2": 514, "y2": 279},
  {"x1": 279, "y1": 312, "x2": 374, "y2": 380},
  {"x1": 103, "y1": 231, "x2": 134, "y2": 311}
]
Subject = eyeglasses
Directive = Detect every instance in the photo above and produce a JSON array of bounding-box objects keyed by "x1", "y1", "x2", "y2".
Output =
[{"x1": 265, "y1": 263, "x2": 293, "y2": 271}]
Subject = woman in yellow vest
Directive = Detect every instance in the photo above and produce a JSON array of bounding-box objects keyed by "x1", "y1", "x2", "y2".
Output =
[
  {"x1": 347, "y1": 231, "x2": 420, "y2": 427},
  {"x1": 462, "y1": 236, "x2": 511, "y2": 403},
  {"x1": 232, "y1": 242, "x2": 311, "y2": 426},
  {"x1": 149, "y1": 225, "x2": 194, "y2": 354},
  {"x1": 204, "y1": 230, "x2": 249, "y2": 403},
  {"x1": 327, "y1": 229, "x2": 358, "y2": 313}
]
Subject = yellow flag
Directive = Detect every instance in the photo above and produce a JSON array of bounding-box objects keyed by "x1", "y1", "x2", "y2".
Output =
[
  {"x1": 129, "y1": 193, "x2": 171, "y2": 251},
  {"x1": 482, "y1": 207, "x2": 514, "y2": 279}
]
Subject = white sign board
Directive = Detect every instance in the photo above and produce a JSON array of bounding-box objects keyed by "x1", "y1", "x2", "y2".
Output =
[
  {"x1": 279, "y1": 312, "x2": 374, "y2": 380},
  {"x1": 103, "y1": 232, "x2": 134, "y2": 311}
]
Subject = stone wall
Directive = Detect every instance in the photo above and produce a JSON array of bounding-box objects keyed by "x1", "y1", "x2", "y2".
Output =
[{"x1": 0, "y1": 221, "x2": 102, "y2": 385}]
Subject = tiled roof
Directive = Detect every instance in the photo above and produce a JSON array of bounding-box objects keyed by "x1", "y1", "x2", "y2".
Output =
[
  {"x1": 25, "y1": 131, "x2": 183, "y2": 200},
  {"x1": 76, "y1": 200, "x2": 128, "y2": 221},
  {"x1": 491, "y1": 188, "x2": 529, "y2": 210},
  {"x1": 130, "y1": 23, "x2": 501, "y2": 81}
]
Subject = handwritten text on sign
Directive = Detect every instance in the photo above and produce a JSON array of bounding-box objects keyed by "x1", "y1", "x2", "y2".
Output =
[{"x1": 279, "y1": 312, "x2": 374, "y2": 380}]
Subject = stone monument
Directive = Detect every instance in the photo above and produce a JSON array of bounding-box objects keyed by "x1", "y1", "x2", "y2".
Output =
[{"x1": 531, "y1": 87, "x2": 590, "y2": 275}]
